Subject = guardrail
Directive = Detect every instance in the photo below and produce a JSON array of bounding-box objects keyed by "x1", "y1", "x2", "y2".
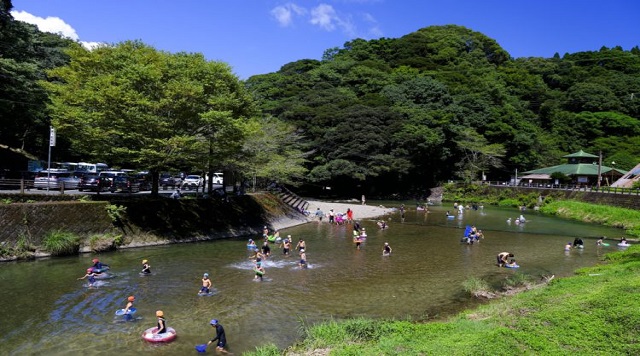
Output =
[
  {"x1": 479, "y1": 181, "x2": 640, "y2": 195},
  {"x1": 0, "y1": 179, "x2": 35, "y2": 193}
]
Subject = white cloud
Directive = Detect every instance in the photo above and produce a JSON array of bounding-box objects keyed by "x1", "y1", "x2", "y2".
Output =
[
  {"x1": 310, "y1": 4, "x2": 337, "y2": 31},
  {"x1": 11, "y1": 10, "x2": 79, "y2": 40},
  {"x1": 11, "y1": 10, "x2": 104, "y2": 50},
  {"x1": 270, "y1": 3, "x2": 306, "y2": 27},
  {"x1": 310, "y1": 4, "x2": 357, "y2": 37}
]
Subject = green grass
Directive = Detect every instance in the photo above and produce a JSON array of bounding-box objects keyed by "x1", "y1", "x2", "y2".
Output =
[
  {"x1": 540, "y1": 200, "x2": 640, "y2": 237},
  {"x1": 42, "y1": 230, "x2": 80, "y2": 256},
  {"x1": 246, "y1": 246, "x2": 640, "y2": 356}
]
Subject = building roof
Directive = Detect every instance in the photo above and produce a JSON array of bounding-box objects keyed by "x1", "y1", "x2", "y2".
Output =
[
  {"x1": 519, "y1": 174, "x2": 551, "y2": 180},
  {"x1": 523, "y1": 163, "x2": 624, "y2": 176},
  {"x1": 563, "y1": 150, "x2": 598, "y2": 158}
]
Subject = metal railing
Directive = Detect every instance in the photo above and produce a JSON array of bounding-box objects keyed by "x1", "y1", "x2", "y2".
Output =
[
  {"x1": 0, "y1": 179, "x2": 35, "y2": 193},
  {"x1": 478, "y1": 181, "x2": 640, "y2": 195}
]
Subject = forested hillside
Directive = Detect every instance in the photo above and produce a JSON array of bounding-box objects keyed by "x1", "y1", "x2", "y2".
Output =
[
  {"x1": 246, "y1": 25, "x2": 640, "y2": 196},
  {"x1": 1, "y1": 6, "x2": 638, "y2": 198}
]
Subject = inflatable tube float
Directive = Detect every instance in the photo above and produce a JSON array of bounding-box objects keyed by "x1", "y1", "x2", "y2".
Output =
[
  {"x1": 91, "y1": 266, "x2": 110, "y2": 273},
  {"x1": 246, "y1": 244, "x2": 257, "y2": 250},
  {"x1": 267, "y1": 235, "x2": 277, "y2": 242},
  {"x1": 446, "y1": 215, "x2": 455, "y2": 220},
  {"x1": 600, "y1": 243, "x2": 610, "y2": 247},
  {"x1": 253, "y1": 268, "x2": 265, "y2": 276},
  {"x1": 93, "y1": 273, "x2": 112, "y2": 280},
  {"x1": 505, "y1": 264, "x2": 520, "y2": 269},
  {"x1": 618, "y1": 243, "x2": 631, "y2": 247},
  {"x1": 574, "y1": 245, "x2": 584, "y2": 249},
  {"x1": 275, "y1": 237, "x2": 282, "y2": 244},
  {"x1": 115, "y1": 307, "x2": 137, "y2": 316},
  {"x1": 142, "y1": 327, "x2": 177, "y2": 343}
]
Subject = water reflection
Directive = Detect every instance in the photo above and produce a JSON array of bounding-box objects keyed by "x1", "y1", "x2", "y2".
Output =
[{"x1": 0, "y1": 204, "x2": 628, "y2": 355}]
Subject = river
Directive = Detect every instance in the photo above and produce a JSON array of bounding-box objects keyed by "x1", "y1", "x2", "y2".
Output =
[{"x1": 0, "y1": 203, "x2": 628, "y2": 355}]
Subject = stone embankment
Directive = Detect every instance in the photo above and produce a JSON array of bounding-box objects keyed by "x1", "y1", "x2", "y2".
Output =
[{"x1": 0, "y1": 194, "x2": 393, "y2": 261}]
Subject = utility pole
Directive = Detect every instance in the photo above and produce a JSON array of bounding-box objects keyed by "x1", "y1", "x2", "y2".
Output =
[{"x1": 596, "y1": 151, "x2": 602, "y2": 189}]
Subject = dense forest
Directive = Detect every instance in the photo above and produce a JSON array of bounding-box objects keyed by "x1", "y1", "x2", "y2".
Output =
[
  {"x1": 246, "y1": 25, "x2": 640, "y2": 196},
  {"x1": 1, "y1": 0, "x2": 639, "y2": 197}
]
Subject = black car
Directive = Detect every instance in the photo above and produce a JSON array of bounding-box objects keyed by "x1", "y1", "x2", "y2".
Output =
[
  {"x1": 78, "y1": 174, "x2": 110, "y2": 192},
  {"x1": 134, "y1": 172, "x2": 152, "y2": 191},
  {"x1": 160, "y1": 173, "x2": 178, "y2": 190},
  {"x1": 110, "y1": 175, "x2": 141, "y2": 193}
]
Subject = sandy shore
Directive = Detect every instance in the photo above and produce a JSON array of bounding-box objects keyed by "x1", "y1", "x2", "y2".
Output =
[{"x1": 269, "y1": 200, "x2": 395, "y2": 231}]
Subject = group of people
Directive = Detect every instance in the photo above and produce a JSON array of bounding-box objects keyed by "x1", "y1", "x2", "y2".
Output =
[
  {"x1": 497, "y1": 252, "x2": 517, "y2": 267},
  {"x1": 462, "y1": 225, "x2": 485, "y2": 245},
  {"x1": 77, "y1": 258, "x2": 110, "y2": 287},
  {"x1": 249, "y1": 230, "x2": 309, "y2": 281},
  {"x1": 80, "y1": 258, "x2": 228, "y2": 352},
  {"x1": 314, "y1": 207, "x2": 355, "y2": 225}
]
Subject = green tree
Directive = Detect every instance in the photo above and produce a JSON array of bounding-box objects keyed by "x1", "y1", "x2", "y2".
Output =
[
  {"x1": 42, "y1": 41, "x2": 255, "y2": 192},
  {"x1": 454, "y1": 128, "x2": 506, "y2": 182}
]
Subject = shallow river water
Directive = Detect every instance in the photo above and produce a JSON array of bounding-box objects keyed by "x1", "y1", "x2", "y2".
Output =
[{"x1": 0, "y1": 203, "x2": 629, "y2": 355}]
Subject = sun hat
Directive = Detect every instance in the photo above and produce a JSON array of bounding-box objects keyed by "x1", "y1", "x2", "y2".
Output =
[
  {"x1": 210, "y1": 319, "x2": 218, "y2": 325},
  {"x1": 142, "y1": 259, "x2": 148, "y2": 264},
  {"x1": 156, "y1": 310, "x2": 164, "y2": 317}
]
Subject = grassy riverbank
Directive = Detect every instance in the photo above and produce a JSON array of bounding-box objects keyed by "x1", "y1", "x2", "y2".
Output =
[
  {"x1": 248, "y1": 246, "x2": 640, "y2": 355},
  {"x1": 540, "y1": 200, "x2": 640, "y2": 237}
]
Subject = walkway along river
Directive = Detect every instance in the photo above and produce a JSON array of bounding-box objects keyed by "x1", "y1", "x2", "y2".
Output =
[{"x1": 0, "y1": 203, "x2": 628, "y2": 355}]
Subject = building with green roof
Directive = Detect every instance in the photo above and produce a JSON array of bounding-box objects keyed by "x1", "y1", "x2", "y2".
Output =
[{"x1": 520, "y1": 150, "x2": 626, "y2": 187}]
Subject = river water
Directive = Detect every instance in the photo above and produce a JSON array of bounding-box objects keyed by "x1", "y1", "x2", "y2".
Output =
[{"x1": 0, "y1": 203, "x2": 628, "y2": 355}]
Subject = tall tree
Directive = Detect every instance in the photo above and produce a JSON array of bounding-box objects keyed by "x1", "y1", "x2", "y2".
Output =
[{"x1": 42, "y1": 41, "x2": 255, "y2": 192}]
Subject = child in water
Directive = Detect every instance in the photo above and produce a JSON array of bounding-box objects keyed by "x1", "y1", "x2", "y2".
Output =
[
  {"x1": 78, "y1": 268, "x2": 98, "y2": 287},
  {"x1": 154, "y1": 310, "x2": 166, "y2": 334},
  {"x1": 254, "y1": 264, "x2": 265, "y2": 281},
  {"x1": 141, "y1": 259, "x2": 151, "y2": 274},
  {"x1": 124, "y1": 295, "x2": 135, "y2": 313},
  {"x1": 200, "y1": 273, "x2": 212, "y2": 294},
  {"x1": 299, "y1": 249, "x2": 307, "y2": 269},
  {"x1": 382, "y1": 242, "x2": 392, "y2": 256},
  {"x1": 123, "y1": 295, "x2": 135, "y2": 320}
]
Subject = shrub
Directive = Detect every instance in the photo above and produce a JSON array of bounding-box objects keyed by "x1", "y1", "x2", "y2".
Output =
[
  {"x1": 462, "y1": 277, "x2": 491, "y2": 296},
  {"x1": 503, "y1": 272, "x2": 531, "y2": 289},
  {"x1": 42, "y1": 230, "x2": 80, "y2": 256},
  {"x1": 498, "y1": 198, "x2": 520, "y2": 207},
  {"x1": 106, "y1": 204, "x2": 127, "y2": 224}
]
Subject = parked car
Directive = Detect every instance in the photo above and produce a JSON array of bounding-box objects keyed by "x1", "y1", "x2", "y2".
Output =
[
  {"x1": 209, "y1": 172, "x2": 223, "y2": 185},
  {"x1": 34, "y1": 170, "x2": 80, "y2": 190},
  {"x1": 78, "y1": 173, "x2": 110, "y2": 192},
  {"x1": 110, "y1": 175, "x2": 141, "y2": 193},
  {"x1": 134, "y1": 172, "x2": 152, "y2": 191},
  {"x1": 182, "y1": 175, "x2": 203, "y2": 190},
  {"x1": 160, "y1": 173, "x2": 178, "y2": 190},
  {"x1": 98, "y1": 171, "x2": 127, "y2": 187}
]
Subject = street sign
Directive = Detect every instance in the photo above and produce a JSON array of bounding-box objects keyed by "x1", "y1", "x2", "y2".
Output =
[{"x1": 49, "y1": 127, "x2": 56, "y2": 147}]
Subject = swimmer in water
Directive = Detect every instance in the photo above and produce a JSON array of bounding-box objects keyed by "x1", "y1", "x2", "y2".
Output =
[{"x1": 199, "y1": 273, "x2": 212, "y2": 294}]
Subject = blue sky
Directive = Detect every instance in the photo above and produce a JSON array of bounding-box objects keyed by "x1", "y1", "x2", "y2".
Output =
[{"x1": 11, "y1": 0, "x2": 640, "y2": 79}]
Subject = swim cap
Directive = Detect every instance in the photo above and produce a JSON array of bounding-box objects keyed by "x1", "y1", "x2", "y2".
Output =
[
  {"x1": 86, "y1": 268, "x2": 93, "y2": 272},
  {"x1": 156, "y1": 310, "x2": 164, "y2": 317},
  {"x1": 385, "y1": 242, "x2": 389, "y2": 245},
  {"x1": 128, "y1": 296, "x2": 135, "y2": 302},
  {"x1": 210, "y1": 319, "x2": 218, "y2": 325},
  {"x1": 92, "y1": 258, "x2": 99, "y2": 263},
  {"x1": 203, "y1": 273, "x2": 209, "y2": 277},
  {"x1": 142, "y1": 259, "x2": 148, "y2": 264}
]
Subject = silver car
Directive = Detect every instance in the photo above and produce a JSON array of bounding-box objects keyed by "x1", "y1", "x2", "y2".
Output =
[{"x1": 34, "y1": 170, "x2": 80, "y2": 190}]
